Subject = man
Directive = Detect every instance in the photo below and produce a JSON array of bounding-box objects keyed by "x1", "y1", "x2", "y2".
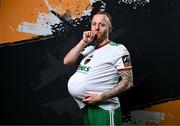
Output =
[{"x1": 64, "y1": 11, "x2": 133, "y2": 125}]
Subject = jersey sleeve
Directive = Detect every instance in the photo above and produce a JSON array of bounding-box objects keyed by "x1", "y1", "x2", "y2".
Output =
[
  {"x1": 80, "y1": 46, "x2": 95, "y2": 56},
  {"x1": 114, "y1": 45, "x2": 132, "y2": 71}
]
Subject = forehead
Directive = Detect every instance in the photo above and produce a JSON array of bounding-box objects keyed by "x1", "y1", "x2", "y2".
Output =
[{"x1": 92, "y1": 14, "x2": 110, "y2": 23}]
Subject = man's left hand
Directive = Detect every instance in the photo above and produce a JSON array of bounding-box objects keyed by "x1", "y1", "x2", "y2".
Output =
[{"x1": 82, "y1": 92, "x2": 103, "y2": 105}]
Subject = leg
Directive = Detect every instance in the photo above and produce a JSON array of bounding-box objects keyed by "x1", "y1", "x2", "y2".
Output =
[{"x1": 83, "y1": 105, "x2": 122, "y2": 126}]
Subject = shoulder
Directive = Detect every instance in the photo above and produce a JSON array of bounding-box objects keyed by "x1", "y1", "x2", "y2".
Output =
[
  {"x1": 109, "y1": 41, "x2": 129, "y2": 53},
  {"x1": 109, "y1": 41, "x2": 122, "y2": 47},
  {"x1": 81, "y1": 45, "x2": 95, "y2": 56},
  {"x1": 109, "y1": 41, "x2": 126, "y2": 48},
  {"x1": 84, "y1": 45, "x2": 95, "y2": 51}
]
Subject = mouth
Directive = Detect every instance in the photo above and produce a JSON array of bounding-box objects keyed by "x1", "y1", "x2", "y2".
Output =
[
  {"x1": 94, "y1": 34, "x2": 98, "y2": 39},
  {"x1": 93, "y1": 31, "x2": 99, "y2": 35}
]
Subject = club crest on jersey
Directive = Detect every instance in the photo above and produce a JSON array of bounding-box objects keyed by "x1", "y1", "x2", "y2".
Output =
[{"x1": 84, "y1": 55, "x2": 93, "y2": 65}]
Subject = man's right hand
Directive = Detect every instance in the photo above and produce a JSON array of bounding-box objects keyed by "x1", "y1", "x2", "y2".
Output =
[{"x1": 82, "y1": 31, "x2": 97, "y2": 44}]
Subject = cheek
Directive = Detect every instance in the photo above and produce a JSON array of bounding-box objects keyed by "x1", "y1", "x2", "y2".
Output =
[
  {"x1": 97, "y1": 32, "x2": 107, "y2": 40},
  {"x1": 100, "y1": 29, "x2": 109, "y2": 35}
]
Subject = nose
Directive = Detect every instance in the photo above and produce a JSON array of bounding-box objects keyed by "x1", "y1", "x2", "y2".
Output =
[{"x1": 95, "y1": 24, "x2": 100, "y2": 31}]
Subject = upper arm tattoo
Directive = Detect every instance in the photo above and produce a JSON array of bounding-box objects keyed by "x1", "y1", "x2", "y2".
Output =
[
  {"x1": 101, "y1": 54, "x2": 133, "y2": 100},
  {"x1": 118, "y1": 69, "x2": 133, "y2": 89},
  {"x1": 101, "y1": 69, "x2": 133, "y2": 100}
]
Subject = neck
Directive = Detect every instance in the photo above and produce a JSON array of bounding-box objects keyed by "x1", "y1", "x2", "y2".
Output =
[{"x1": 95, "y1": 39, "x2": 111, "y2": 49}]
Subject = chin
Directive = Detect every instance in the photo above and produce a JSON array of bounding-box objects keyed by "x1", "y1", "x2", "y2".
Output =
[{"x1": 96, "y1": 37, "x2": 105, "y2": 42}]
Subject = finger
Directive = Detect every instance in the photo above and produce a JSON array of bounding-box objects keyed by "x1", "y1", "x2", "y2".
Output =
[
  {"x1": 82, "y1": 93, "x2": 88, "y2": 98},
  {"x1": 83, "y1": 92, "x2": 92, "y2": 97},
  {"x1": 84, "y1": 31, "x2": 90, "y2": 37},
  {"x1": 82, "y1": 96, "x2": 89, "y2": 101},
  {"x1": 87, "y1": 31, "x2": 92, "y2": 37},
  {"x1": 82, "y1": 94, "x2": 91, "y2": 101},
  {"x1": 82, "y1": 97, "x2": 91, "y2": 102},
  {"x1": 84, "y1": 32, "x2": 89, "y2": 37},
  {"x1": 90, "y1": 34, "x2": 95, "y2": 39}
]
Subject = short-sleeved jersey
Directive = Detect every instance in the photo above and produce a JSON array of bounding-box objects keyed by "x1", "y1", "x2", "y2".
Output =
[{"x1": 68, "y1": 41, "x2": 131, "y2": 110}]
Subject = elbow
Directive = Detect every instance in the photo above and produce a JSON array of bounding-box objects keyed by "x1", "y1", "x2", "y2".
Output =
[
  {"x1": 63, "y1": 58, "x2": 74, "y2": 66},
  {"x1": 127, "y1": 75, "x2": 134, "y2": 88},
  {"x1": 129, "y1": 82, "x2": 134, "y2": 89},
  {"x1": 63, "y1": 58, "x2": 68, "y2": 65},
  {"x1": 123, "y1": 77, "x2": 134, "y2": 90},
  {"x1": 130, "y1": 77, "x2": 134, "y2": 88},
  {"x1": 127, "y1": 79, "x2": 134, "y2": 90}
]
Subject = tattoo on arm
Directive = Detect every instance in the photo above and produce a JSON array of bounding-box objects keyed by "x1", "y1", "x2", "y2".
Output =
[{"x1": 101, "y1": 69, "x2": 133, "y2": 101}]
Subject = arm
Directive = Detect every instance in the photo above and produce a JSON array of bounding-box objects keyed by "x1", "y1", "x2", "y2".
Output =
[
  {"x1": 101, "y1": 68, "x2": 133, "y2": 100},
  {"x1": 63, "y1": 31, "x2": 96, "y2": 66},
  {"x1": 63, "y1": 40, "x2": 87, "y2": 66},
  {"x1": 82, "y1": 53, "x2": 133, "y2": 105},
  {"x1": 101, "y1": 53, "x2": 134, "y2": 100},
  {"x1": 82, "y1": 68, "x2": 133, "y2": 105}
]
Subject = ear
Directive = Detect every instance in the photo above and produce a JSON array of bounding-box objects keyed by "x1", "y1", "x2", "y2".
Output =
[{"x1": 109, "y1": 27, "x2": 113, "y2": 33}]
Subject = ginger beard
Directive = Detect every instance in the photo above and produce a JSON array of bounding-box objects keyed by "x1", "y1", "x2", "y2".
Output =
[{"x1": 95, "y1": 31, "x2": 109, "y2": 43}]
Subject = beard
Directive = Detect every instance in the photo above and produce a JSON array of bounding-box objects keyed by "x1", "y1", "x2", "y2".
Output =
[{"x1": 96, "y1": 32, "x2": 108, "y2": 42}]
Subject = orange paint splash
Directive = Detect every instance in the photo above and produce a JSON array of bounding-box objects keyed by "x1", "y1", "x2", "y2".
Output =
[{"x1": 1, "y1": 0, "x2": 91, "y2": 44}]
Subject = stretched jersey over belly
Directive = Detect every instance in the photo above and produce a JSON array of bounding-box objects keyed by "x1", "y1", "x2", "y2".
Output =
[{"x1": 68, "y1": 42, "x2": 130, "y2": 110}]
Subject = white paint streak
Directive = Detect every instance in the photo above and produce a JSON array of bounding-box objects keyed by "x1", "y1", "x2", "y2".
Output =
[
  {"x1": 17, "y1": 0, "x2": 93, "y2": 35},
  {"x1": 88, "y1": 0, "x2": 99, "y2": 4},
  {"x1": 83, "y1": 9, "x2": 92, "y2": 16},
  {"x1": 44, "y1": 0, "x2": 60, "y2": 13},
  {"x1": 17, "y1": 12, "x2": 61, "y2": 35},
  {"x1": 128, "y1": 110, "x2": 165, "y2": 125},
  {"x1": 17, "y1": 0, "x2": 149, "y2": 36},
  {"x1": 44, "y1": 0, "x2": 52, "y2": 10}
]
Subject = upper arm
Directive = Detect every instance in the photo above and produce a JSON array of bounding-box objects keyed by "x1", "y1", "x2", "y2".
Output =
[
  {"x1": 117, "y1": 54, "x2": 134, "y2": 88},
  {"x1": 118, "y1": 68, "x2": 133, "y2": 89}
]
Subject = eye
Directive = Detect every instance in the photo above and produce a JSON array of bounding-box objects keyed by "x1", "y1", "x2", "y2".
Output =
[
  {"x1": 91, "y1": 22, "x2": 96, "y2": 26},
  {"x1": 101, "y1": 24, "x2": 105, "y2": 27},
  {"x1": 99, "y1": 23, "x2": 106, "y2": 27}
]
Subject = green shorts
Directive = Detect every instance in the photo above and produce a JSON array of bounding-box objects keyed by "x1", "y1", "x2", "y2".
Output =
[{"x1": 83, "y1": 105, "x2": 122, "y2": 126}]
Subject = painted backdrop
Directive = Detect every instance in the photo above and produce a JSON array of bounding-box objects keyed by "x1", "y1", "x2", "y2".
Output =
[{"x1": 1, "y1": 0, "x2": 180, "y2": 125}]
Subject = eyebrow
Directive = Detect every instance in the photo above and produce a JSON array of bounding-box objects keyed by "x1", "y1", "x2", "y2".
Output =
[{"x1": 92, "y1": 20, "x2": 108, "y2": 24}]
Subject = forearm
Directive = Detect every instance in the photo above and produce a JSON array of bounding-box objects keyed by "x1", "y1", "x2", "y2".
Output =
[
  {"x1": 101, "y1": 70, "x2": 133, "y2": 101},
  {"x1": 63, "y1": 40, "x2": 87, "y2": 65}
]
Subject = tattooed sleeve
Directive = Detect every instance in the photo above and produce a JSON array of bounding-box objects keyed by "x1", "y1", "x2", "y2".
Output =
[{"x1": 101, "y1": 54, "x2": 133, "y2": 100}]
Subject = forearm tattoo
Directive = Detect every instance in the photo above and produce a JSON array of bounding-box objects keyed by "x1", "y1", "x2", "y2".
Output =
[{"x1": 101, "y1": 69, "x2": 133, "y2": 100}]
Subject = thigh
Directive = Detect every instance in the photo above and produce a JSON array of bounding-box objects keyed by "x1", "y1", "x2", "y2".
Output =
[{"x1": 84, "y1": 105, "x2": 122, "y2": 126}]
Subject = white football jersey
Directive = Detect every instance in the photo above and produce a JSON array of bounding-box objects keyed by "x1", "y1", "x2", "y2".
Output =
[{"x1": 68, "y1": 41, "x2": 130, "y2": 110}]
